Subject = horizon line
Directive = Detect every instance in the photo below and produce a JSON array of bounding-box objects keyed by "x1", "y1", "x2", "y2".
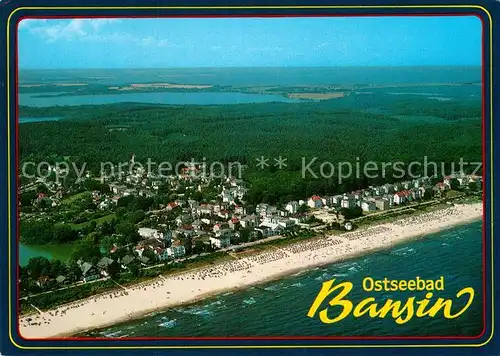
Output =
[{"x1": 19, "y1": 64, "x2": 482, "y2": 71}]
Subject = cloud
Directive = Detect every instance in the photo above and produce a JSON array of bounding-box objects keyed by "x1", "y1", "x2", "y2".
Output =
[
  {"x1": 246, "y1": 46, "x2": 284, "y2": 53},
  {"x1": 18, "y1": 18, "x2": 47, "y2": 30},
  {"x1": 137, "y1": 36, "x2": 168, "y2": 47},
  {"x1": 20, "y1": 19, "x2": 172, "y2": 48},
  {"x1": 22, "y1": 19, "x2": 118, "y2": 42},
  {"x1": 316, "y1": 42, "x2": 329, "y2": 49}
]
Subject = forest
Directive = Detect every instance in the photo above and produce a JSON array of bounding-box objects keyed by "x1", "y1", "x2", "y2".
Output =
[{"x1": 19, "y1": 93, "x2": 482, "y2": 205}]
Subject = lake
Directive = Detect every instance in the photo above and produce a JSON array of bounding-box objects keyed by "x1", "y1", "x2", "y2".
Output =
[
  {"x1": 19, "y1": 117, "x2": 62, "y2": 124},
  {"x1": 19, "y1": 243, "x2": 76, "y2": 266},
  {"x1": 19, "y1": 92, "x2": 298, "y2": 107}
]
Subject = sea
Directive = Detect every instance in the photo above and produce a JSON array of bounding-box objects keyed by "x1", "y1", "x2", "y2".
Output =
[
  {"x1": 20, "y1": 67, "x2": 481, "y2": 87},
  {"x1": 81, "y1": 221, "x2": 483, "y2": 338}
]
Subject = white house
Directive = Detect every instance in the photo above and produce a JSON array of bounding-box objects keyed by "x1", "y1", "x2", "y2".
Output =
[
  {"x1": 331, "y1": 195, "x2": 343, "y2": 207},
  {"x1": 167, "y1": 245, "x2": 186, "y2": 259},
  {"x1": 240, "y1": 215, "x2": 258, "y2": 229},
  {"x1": 255, "y1": 226, "x2": 275, "y2": 238},
  {"x1": 138, "y1": 227, "x2": 164, "y2": 240},
  {"x1": 261, "y1": 216, "x2": 294, "y2": 230},
  {"x1": 361, "y1": 201, "x2": 376, "y2": 212},
  {"x1": 341, "y1": 195, "x2": 356, "y2": 209},
  {"x1": 393, "y1": 190, "x2": 411, "y2": 205},
  {"x1": 210, "y1": 235, "x2": 231, "y2": 249},
  {"x1": 285, "y1": 201, "x2": 299, "y2": 214},
  {"x1": 375, "y1": 199, "x2": 390, "y2": 211}
]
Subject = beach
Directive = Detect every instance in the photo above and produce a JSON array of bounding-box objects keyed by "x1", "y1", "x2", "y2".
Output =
[{"x1": 19, "y1": 203, "x2": 482, "y2": 339}]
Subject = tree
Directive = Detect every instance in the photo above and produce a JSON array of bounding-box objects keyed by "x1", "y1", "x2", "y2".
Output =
[
  {"x1": 115, "y1": 207, "x2": 127, "y2": 220},
  {"x1": 192, "y1": 191, "x2": 203, "y2": 202},
  {"x1": 142, "y1": 248, "x2": 157, "y2": 264},
  {"x1": 68, "y1": 261, "x2": 82, "y2": 282},
  {"x1": 100, "y1": 220, "x2": 116, "y2": 235},
  {"x1": 107, "y1": 261, "x2": 121, "y2": 279},
  {"x1": 53, "y1": 224, "x2": 78, "y2": 243},
  {"x1": 298, "y1": 204, "x2": 309, "y2": 214},
  {"x1": 36, "y1": 184, "x2": 49, "y2": 195},
  {"x1": 340, "y1": 206, "x2": 363, "y2": 219},
  {"x1": 38, "y1": 198, "x2": 52, "y2": 210},
  {"x1": 129, "y1": 261, "x2": 141, "y2": 278},
  {"x1": 423, "y1": 188, "x2": 434, "y2": 200},
  {"x1": 20, "y1": 219, "x2": 54, "y2": 244},
  {"x1": 26, "y1": 257, "x2": 52, "y2": 280},
  {"x1": 132, "y1": 210, "x2": 146, "y2": 224},
  {"x1": 449, "y1": 178, "x2": 460, "y2": 191},
  {"x1": 239, "y1": 229, "x2": 251, "y2": 243},
  {"x1": 117, "y1": 195, "x2": 135, "y2": 209},
  {"x1": 101, "y1": 235, "x2": 118, "y2": 253},
  {"x1": 468, "y1": 181, "x2": 479, "y2": 192},
  {"x1": 19, "y1": 191, "x2": 37, "y2": 206},
  {"x1": 116, "y1": 222, "x2": 140, "y2": 245},
  {"x1": 49, "y1": 260, "x2": 68, "y2": 278},
  {"x1": 70, "y1": 241, "x2": 101, "y2": 263},
  {"x1": 181, "y1": 235, "x2": 193, "y2": 255},
  {"x1": 193, "y1": 240, "x2": 206, "y2": 254}
]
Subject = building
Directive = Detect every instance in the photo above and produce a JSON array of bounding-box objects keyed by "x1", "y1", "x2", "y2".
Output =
[
  {"x1": 166, "y1": 245, "x2": 186, "y2": 259},
  {"x1": 261, "y1": 216, "x2": 295, "y2": 230},
  {"x1": 97, "y1": 257, "x2": 115, "y2": 277},
  {"x1": 375, "y1": 199, "x2": 390, "y2": 211},
  {"x1": 254, "y1": 226, "x2": 275, "y2": 238},
  {"x1": 55, "y1": 275, "x2": 68, "y2": 286},
  {"x1": 410, "y1": 188, "x2": 421, "y2": 200},
  {"x1": 234, "y1": 205, "x2": 246, "y2": 215},
  {"x1": 228, "y1": 216, "x2": 240, "y2": 230},
  {"x1": 240, "y1": 214, "x2": 258, "y2": 229},
  {"x1": 394, "y1": 190, "x2": 411, "y2": 205},
  {"x1": 307, "y1": 195, "x2": 323, "y2": 209},
  {"x1": 285, "y1": 201, "x2": 299, "y2": 214},
  {"x1": 138, "y1": 227, "x2": 164, "y2": 240},
  {"x1": 332, "y1": 195, "x2": 343, "y2": 207},
  {"x1": 210, "y1": 235, "x2": 231, "y2": 249},
  {"x1": 457, "y1": 175, "x2": 470, "y2": 187},
  {"x1": 341, "y1": 195, "x2": 356, "y2": 209},
  {"x1": 80, "y1": 262, "x2": 99, "y2": 283},
  {"x1": 361, "y1": 201, "x2": 376, "y2": 212},
  {"x1": 120, "y1": 255, "x2": 136, "y2": 269},
  {"x1": 384, "y1": 194, "x2": 395, "y2": 206}
]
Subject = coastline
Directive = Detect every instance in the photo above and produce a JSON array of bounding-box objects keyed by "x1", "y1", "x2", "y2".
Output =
[{"x1": 19, "y1": 203, "x2": 482, "y2": 339}]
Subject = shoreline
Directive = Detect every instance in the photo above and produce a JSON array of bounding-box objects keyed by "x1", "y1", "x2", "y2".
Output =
[{"x1": 19, "y1": 203, "x2": 482, "y2": 339}]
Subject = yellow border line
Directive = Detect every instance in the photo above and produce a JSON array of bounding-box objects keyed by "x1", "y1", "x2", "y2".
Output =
[{"x1": 7, "y1": 5, "x2": 494, "y2": 350}]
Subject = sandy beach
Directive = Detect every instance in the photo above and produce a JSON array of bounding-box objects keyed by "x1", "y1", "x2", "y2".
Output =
[{"x1": 19, "y1": 203, "x2": 482, "y2": 339}]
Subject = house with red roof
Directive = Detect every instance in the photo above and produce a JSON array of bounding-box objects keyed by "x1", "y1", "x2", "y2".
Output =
[
  {"x1": 167, "y1": 202, "x2": 179, "y2": 210},
  {"x1": 393, "y1": 190, "x2": 411, "y2": 205},
  {"x1": 307, "y1": 195, "x2": 323, "y2": 209},
  {"x1": 228, "y1": 216, "x2": 240, "y2": 230}
]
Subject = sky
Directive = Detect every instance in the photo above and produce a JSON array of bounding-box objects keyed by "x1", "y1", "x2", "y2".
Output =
[{"x1": 18, "y1": 16, "x2": 481, "y2": 69}]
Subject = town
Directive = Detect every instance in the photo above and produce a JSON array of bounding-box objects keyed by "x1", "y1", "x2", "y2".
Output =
[{"x1": 18, "y1": 154, "x2": 482, "y2": 301}]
